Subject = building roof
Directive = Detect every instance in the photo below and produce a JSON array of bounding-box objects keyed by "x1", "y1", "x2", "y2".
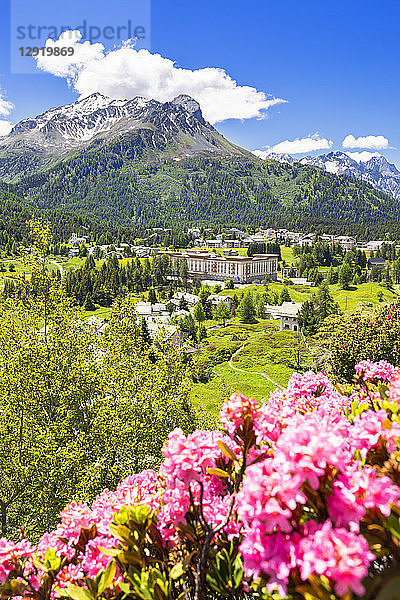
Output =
[
  {"x1": 173, "y1": 292, "x2": 200, "y2": 304},
  {"x1": 208, "y1": 294, "x2": 233, "y2": 304},
  {"x1": 166, "y1": 251, "x2": 278, "y2": 262},
  {"x1": 266, "y1": 301, "x2": 303, "y2": 318},
  {"x1": 134, "y1": 301, "x2": 169, "y2": 315}
]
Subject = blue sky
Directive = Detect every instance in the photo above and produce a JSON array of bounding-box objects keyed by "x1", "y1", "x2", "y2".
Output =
[{"x1": 0, "y1": 0, "x2": 399, "y2": 166}]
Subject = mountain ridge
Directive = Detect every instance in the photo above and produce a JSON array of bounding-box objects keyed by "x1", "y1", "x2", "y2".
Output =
[
  {"x1": 1, "y1": 94, "x2": 400, "y2": 237},
  {"x1": 0, "y1": 93, "x2": 251, "y2": 181},
  {"x1": 260, "y1": 150, "x2": 400, "y2": 200}
]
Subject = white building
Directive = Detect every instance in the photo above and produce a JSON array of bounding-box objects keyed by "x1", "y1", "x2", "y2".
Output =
[
  {"x1": 165, "y1": 251, "x2": 278, "y2": 283},
  {"x1": 223, "y1": 239, "x2": 242, "y2": 248},
  {"x1": 134, "y1": 302, "x2": 170, "y2": 327},
  {"x1": 366, "y1": 240, "x2": 386, "y2": 251},
  {"x1": 281, "y1": 265, "x2": 299, "y2": 279},
  {"x1": 207, "y1": 294, "x2": 233, "y2": 308},
  {"x1": 299, "y1": 233, "x2": 316, "y2": 248},
  {"x1": 69, "y1": 232, "x2": 87, "y2": 245},
  {"x1": 206, "y1": 239, "x2": 223, "y2": 249},
  {"x1": 188, "y1": 227, "x2": 201, "y2": 238},
  {"x1": 335, "y1": 236, "x2": 356, "y2": 251},
  {"x1": 265, "y1": 301, "x2": 303, "y2": 332},
  {"x1": 172, "y1": 292, "x2": 200, "y2": 306}
]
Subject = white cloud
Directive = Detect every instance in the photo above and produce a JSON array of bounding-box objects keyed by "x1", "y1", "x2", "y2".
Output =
[
  {"x1": 35, "y1": 32, "x2": 286, "y2": 124},
  {"x1": 0, "y1": 92, "x2": 13, "y2": 117},
  {"x1": 0, "y1": 121, "x2": 12, "y2": 136},
  {"x1": 345, "y1": 151, "x2": 381, "y2": 163},
  {"x1": 0, "y1": 89, "x2": 14, "y2": 136},
  {"x1": 254, "y1": 133, "x2": 333, "y2": 156},
  {"x1": 342, "y1": 134, "x2": 389, "y2": 150}
]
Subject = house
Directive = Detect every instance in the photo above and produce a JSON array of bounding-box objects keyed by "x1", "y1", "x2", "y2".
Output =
[
  {"x1": 172, "y1": 292, "x2": 200, "y2": 306},
  {"x1": 299, "y1": 233, "x2": 316, "y2": 248},
  {"x1": 207, "y1": 294, "x2": 233, "y2": 308},
  {"x1": 366, "y1": 240, "x2": 386, "y2": 251},
  {"x1": 69, "y1": 232, "x2": 87, "y2": 245},
  {"x1": 320, "y1": 234, "x2": 336, "y2": 243},
  {"x1": 265, "y1": 301, "x2": 303, "y2": 332},
  {"x1": 284, "y1": 231, "x2": 303, "y2": 244},
  {"x1": 251, "y1": 232, "x2": 269, "y2": 243},
  {"x1": 335, "y1": 236, "x2": 356, "y2": 251},
  {"x1": 281, "y1": 265, "x2": 299, "y2": 279},
  {"x1": 206, "y1": 239, "x2": 223, "y2": 249},
  {"x1": 226, "y1": 228, "x2": 247, "y2": 239},
  {"x1": 188, "y1": 227, "x2": 201, "y2": 238},
  {"x1": 133, "y1": 301, "x2": 171, "y2": 327},
  {"x1": 367, "y1": 257, "x2": 387, "y2": 270},
  {"x1": 223, "y1": 239, "x2": 242, "y2": 248}
]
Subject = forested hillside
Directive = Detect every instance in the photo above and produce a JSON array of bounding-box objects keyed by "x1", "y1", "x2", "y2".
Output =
[
  {"x1": 10, "y1": 147, "x2": 400, "y2": 237},
  {"x1": 0, "y1": 186, "x2": 140, "y2": 245}
]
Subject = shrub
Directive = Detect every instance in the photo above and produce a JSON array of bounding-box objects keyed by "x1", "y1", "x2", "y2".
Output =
[
  {"x1": 329, "y1": 299, "x2": 400, "y2": 381},
  {"x1": 2, "y1": 363, "x2": 400, "y2": 599}
]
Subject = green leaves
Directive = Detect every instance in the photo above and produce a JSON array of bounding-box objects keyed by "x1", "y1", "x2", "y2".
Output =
[
  {"x1": 65, "y1": 584, "x2": 94, "y2": 600},
  {"x1": 97, "y1": 560, "x2": 116, "y2": 595},
  {"x1": 217, "y1": 440, "x2": 237, "y2": 462},
  {"x1": 206, "y1": 544, "x2": 244, "y2": 597}
]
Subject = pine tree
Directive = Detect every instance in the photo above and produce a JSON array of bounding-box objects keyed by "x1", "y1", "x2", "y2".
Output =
[
  {"x1": 198, "y1": 322, "x2": 207, "y2": 341},
  {"x1": 84, "y1": 255, "x2": 96, "y2": 270},
  {"x1": 315, "y1": 282, "x2": 337, "y2": 321},
  {"x1": 148, "y1": 288, "x2": 157, "y2": 304},
  {"x1": 213, "y1": 301, "x2": 231, "y2": 326},
  {"x1": 297, "y1": 300, "x2": 318, "y2": 335},
  {"x1": 180, "y1": 259, "x2": 189, "y2": 288},
  {"x1": 279, "y1": 286, "x2": 291, "y2": 304},
  {"x1": 193, "y1": 302, "x2": 206, "y2": 323},
  {"x1": 83, "y1": 293, "x2": 96, "y2": 311},
  {"x1": 139, "y1": 317, "x2": 152, "y2": 346},
  {"x1": 338, "y1": 263, "x2": 353, "y2": 290},
  {"x1": 238, "y1": 292, "x2": 256, "y2": 323},
  {"x1": 256, "y1": 296, "x2": 267, "y2": 319}
]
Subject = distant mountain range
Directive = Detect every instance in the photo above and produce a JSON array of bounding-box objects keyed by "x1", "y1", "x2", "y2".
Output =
[
  {"x1": 0, "y1": 94, "x2": 400, "y2": 237},
  {"x1": 260, "y1": 151, "x2": 400, "y2": 201}
]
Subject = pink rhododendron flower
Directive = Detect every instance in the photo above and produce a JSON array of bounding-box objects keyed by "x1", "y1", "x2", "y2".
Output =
[
  {"x1": 349, "y1": 409, "x2": 400, "y2": 457},
  {"x1": 160, "y1": 428, "x2": 233, "y2": 486},
  {"x1": 356, "y1": 360, "x2": 397, "y2": 382},
  {"x1": 389, "y1": 372, "x2": 400, "y2": 407},
  {"x1": 297, "y1": 522, "x2": 374, "y2": 596},
  {"x1": 219, "y1": 392, "x2": 259, "y2": 434},
  {"x1": 328, "y1": 463, "x2": 400, "y2": 531},
  {"x1": 0, "y1": 539, "x2": 34, "y2": 585},
  {"x1": 254, "y1": 372, "x2": 349, "y2": 445},
  {"x1": 239, "y1": 527, "x2": 299, "y2": 596},
  {"x1": 2, "y1": 361, "x2": 400, "y2": 599}
]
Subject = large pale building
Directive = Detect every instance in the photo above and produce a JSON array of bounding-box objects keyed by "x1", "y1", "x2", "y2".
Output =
[{"x1": 166, "y1": 251, "x2": 278, "y2": 283}]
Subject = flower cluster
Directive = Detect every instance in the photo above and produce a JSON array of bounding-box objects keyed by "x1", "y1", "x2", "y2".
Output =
[
  {"x1": 1, "y1": 362, "x2": 400, "y2": 600},
  {"x1": 355, "y1": 359, "x2": 398, "y2": 382}
]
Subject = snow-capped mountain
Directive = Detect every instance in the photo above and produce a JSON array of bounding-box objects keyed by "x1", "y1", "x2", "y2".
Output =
[
  {"x1": 9, "y1": 93, "x2": 133, "y2": 141},
  {"x1": 261, "y1": 150, "x2": 400, "y2": 200},
  {"x1": 0, "y1": 93, "x2": 249, "y2": 180}
]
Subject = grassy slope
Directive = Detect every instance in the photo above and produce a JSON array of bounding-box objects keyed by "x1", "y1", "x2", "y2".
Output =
[
  {"x1": 191, "y1": 279, "x2": 398, "y2": 414},
  {"x1": 190, "y1": 318, "x2": 310, "y2": 415}
]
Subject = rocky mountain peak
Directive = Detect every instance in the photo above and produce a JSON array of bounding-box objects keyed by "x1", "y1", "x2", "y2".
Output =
[{"x1": 261, "y1": 149, "x2": 400, "y2": 200}]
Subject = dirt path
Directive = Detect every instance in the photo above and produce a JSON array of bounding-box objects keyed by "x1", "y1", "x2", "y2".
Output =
[
  {"x1": 49, "y1": 260, "x2": 64, "y2": 276},
  {"x1": 228, "y1": 340, "x2": 283, "y2": 390}
]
